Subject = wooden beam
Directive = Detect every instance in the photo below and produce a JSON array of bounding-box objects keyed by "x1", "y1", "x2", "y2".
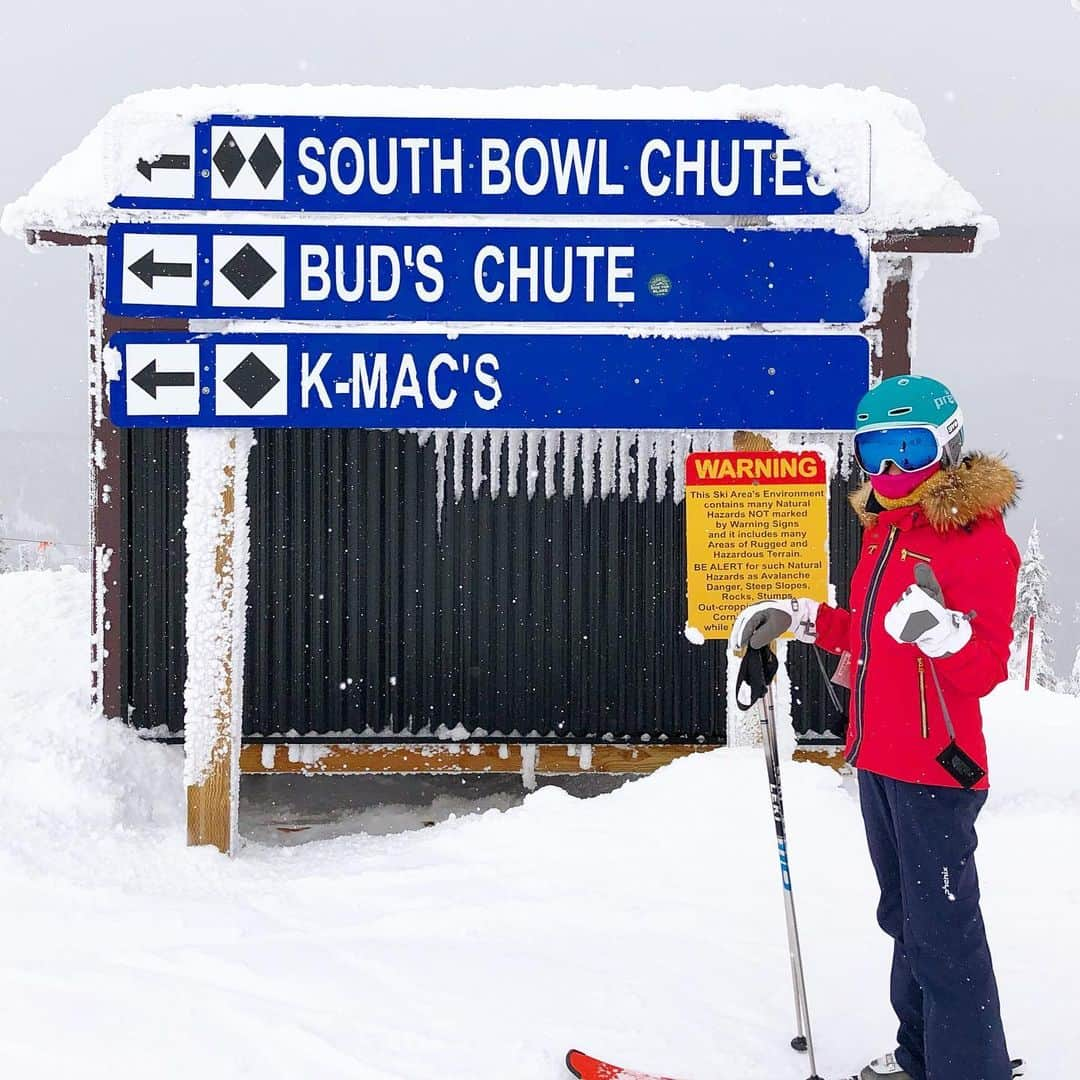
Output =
[
  {"x1": 184, "y1": 430, "x2": 253, "y2": 854},
  {"x1": 28, "y1": 229, "x2": 104, "y2": 247},
  {"x1": 792, "y1": 746, "x2": 846, "y2": 772},
  {"x1": 91, "y1": 278, "x2": 190, "y2": 721},
  {"x1": 872, "y1": 226, "x2": 978, "y2": 254},
  {"x1": 239, "y1": 742, "x2": 717, "y2": 776}
]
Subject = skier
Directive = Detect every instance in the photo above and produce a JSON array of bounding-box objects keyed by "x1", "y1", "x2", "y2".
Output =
[{"x1": 731, "y1": 375, "x2": 1021, "y2": 1080}]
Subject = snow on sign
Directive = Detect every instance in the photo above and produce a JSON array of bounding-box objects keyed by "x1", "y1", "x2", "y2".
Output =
[
  {"x1": 104, "y1": 223, "x2": 869, "y2": 323},
  {"x1": 685, "y1": 451, "x2": 829, "y2": 640},
  {"x1": 110, "y1": 116, "x2": 871, "y2": 215},
  {"x1": 106, "y1": 332, "x2": 870, "y2": 430}
]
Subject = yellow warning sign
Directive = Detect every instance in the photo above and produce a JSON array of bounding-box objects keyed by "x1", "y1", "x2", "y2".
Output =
[{"x1": 685, "y1": 451, "x2": 829, "y2": 640}]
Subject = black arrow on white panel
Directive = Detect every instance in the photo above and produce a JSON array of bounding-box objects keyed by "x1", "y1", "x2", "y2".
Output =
[
  {"x1": 128, "y1": 250, "x2": 194, "y2": 288},
  {"x1": 131, "y1": 359, "x2": 196, "y2": 400},
  {"x1": 135, "y1": 154, "x2": 192, "y2": 181}
]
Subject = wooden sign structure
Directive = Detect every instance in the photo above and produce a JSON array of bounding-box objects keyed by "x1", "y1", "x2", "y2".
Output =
[
  {"x1": 685, "y1": 451, "x2": 829, "y2": 641},
  {"x1": 9, "y1": 88, "x2": 996, "y2": 858}
]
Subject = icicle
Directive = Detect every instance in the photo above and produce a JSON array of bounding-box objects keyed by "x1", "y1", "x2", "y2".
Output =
[
  {"x1": 431, "y1": 430, "x2": 448, "y2": 528},
  {"x1": 562, "y1": 430, "x2": 579, "y2": 498},
  {"x1": 488, "y1": 431, "x2": 506, "y2": 500},
  {"x1": 598, "y1": 432, "x2": 618, "y2": 500},
  {"x1": 543, "y1": 430, "x2": 559, "y2": 499},
  {"x1": 525, "y1": 430, "x2": 542, "y2": 498},
  {"x1": 451, "y1": 429, "x2": 466, "y2": 505},
  {"x1": 671, "y1": 431, "x2": 696, "y2": 503},
  {"x1": 652, "y1": 432, "x2": 672, "y2": 503},
  {"x1": 637, "y1": 432, "x2": 657, "y2": 502},
  {"x1": 617, "y1": 430, "x2": 637, "y2": 501},
  {"x1": 506, "y1": 430, "x2": 524, "y2": 499},
  {"x1": 470, "y1": 431, "x2": 485, "y2": 498},
  {"x1": 580, "y1": 430, "x2": 598, "y2": 503}
]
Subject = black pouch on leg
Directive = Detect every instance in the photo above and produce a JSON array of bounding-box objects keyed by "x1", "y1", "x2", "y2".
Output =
[{"x1": 936, "y1": 740, "x2": 987, "y2": 789}]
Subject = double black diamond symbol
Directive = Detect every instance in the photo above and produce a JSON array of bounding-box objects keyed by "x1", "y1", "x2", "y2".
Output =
[
  {"x1": 224, "y1": 352, "x2": 280, "y2": 410},
  {"x1": 213, "y1": 131, "x2": 282, "y2": 189},
  {"x1": 220, "y1": 243, "x2": 278, "y2": 300}
]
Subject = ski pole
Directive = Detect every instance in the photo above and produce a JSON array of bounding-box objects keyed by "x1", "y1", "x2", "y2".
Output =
[
  {"x1": 735, "y1": 645, "x2": 823, "y2": 1080},
  {"x1": 760, "y1": 679, "x2": 822, "y2": 1080}
]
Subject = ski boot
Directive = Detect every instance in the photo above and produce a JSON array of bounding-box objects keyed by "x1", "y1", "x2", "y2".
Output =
[
  {"x1": 855, "y1": 1053, "x2": 910, "y2": 1079},
  {"x1": 845, "y1": 1052, "x2": 1025, "y2": 1079}
]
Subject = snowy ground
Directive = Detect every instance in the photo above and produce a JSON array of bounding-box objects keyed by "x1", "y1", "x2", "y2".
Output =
[{"x1": 1, "y1": 568, "x2": 1077, "y2": 1079}]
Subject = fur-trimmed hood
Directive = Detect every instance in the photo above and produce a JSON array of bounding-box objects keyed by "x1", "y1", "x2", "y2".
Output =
[{"x1": 851, "y1": 452, "x2": 1020, "y2": 531}]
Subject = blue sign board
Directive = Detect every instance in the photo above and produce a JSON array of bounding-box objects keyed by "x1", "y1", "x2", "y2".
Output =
[
  {"x1": 106, "y1": 331, "x2": 870, "y2": 430},
  {"x1": 105, "y1": 224, "x2": 869, "y2": 324},
  {"x1": 110, "y1": 116, "x2": 871, "y2": 216}
]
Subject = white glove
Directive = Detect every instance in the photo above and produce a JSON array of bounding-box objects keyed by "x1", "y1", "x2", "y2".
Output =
[
  {"x1": 730, "y1": 597, "x2": 820, "y2": 652},
  {"x1": 884, "y1": 582, "x2": 972, "y2": 658}
]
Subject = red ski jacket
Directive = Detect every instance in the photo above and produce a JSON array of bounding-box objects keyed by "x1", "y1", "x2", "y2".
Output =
[{"x1": 814, "y1": 454, "x2": 1021, "y2": 789}]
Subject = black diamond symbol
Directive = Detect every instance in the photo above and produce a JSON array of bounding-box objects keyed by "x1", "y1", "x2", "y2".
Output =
[
  {"x1": 213, "y1": 131, "x2": 246, "y2": 187},
  {"x1": 248, "y1": 134, "x2": 282, "y2": 189},
  {"x1": 220, "y1": 243, "x2": 277, "y2": 300},
  {"x1": 224, "y1": 352, "x2": 280, "y2": 409}
]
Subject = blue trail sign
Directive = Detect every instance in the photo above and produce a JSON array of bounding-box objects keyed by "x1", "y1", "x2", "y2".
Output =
[
  {"x1": 106, "y1": 331, "x2": 870, "y2": 430},
  {"x1": 111, "y1": 117, "x2": 871, "y2": 216},
  {"x1": 104, "y1": 224, "x2": 869, "y2": 323}
]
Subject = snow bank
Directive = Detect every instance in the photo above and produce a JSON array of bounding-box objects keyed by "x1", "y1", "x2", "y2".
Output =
[
  {"x1": 1, "y1": 569, "x2": 1073, "y2": 1078},
  {"x1": 2, "y1": 84, "x2": 988, "y2": 239},
  {"x1": 0, "y1": 569, "x2": 181, "y2": 867}
]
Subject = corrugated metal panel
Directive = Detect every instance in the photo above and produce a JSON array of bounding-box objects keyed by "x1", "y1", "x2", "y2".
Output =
[
  {"x1": 125, "y1": 429, "x2": 858, "y2": 743},
  {"x1": 243, "y1": 430, "x2": 725, "y2": 741},
  {"x1": 127, "y1": 428, "x2": 188, "y2": 731}
]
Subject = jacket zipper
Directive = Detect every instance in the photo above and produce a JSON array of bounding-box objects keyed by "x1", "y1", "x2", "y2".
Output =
[
  {"x1": 917, "y1": 657, "x2": 929, "y2": 739},
  {"x1": 901, "y1": 548, "x2": 933, "y2": 564},
  {"x1": 849, "y1": 525, "x2": 900, "y2": 765}
]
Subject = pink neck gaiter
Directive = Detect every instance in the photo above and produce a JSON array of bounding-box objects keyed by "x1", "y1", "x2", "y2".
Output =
[{"x1": 869, "y1": 462, "x2": 941, "y2": 501}]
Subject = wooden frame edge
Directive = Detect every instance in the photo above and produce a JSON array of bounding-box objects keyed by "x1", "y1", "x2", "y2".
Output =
[{"x1": 240, "y1": 743, "x2": 719, "y2": 776}]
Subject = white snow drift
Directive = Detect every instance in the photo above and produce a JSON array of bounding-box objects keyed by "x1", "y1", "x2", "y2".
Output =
[{"x1": 1, "y1": 568, "x2": 1075, "y2": 1079}]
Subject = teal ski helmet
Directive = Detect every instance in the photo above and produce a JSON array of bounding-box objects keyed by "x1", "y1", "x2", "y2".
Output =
[{"x1": 853, "y1": 375, "x2": 964, "y2": 475}]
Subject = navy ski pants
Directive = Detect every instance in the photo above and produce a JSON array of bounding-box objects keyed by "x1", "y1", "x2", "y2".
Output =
[{"x1": 858, "y1": 770, "x2": 1011, "y2": 1080}]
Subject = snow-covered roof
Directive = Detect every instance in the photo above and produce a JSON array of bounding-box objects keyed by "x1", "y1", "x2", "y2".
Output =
[{"x1": 2, "y1": 83, "x2": 992, "y2": 241}]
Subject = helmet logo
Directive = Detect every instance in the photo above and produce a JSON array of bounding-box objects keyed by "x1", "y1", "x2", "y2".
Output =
[{"x1": 933, "y1": 393, "x2": 956, "y2": 409}]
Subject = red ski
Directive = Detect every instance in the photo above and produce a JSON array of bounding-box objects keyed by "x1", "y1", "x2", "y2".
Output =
[{"x1": 565, "y1": 1048, "x2": 682, "y2": 1080}]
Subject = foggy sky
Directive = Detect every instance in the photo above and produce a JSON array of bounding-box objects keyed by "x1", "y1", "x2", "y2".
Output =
[{"x1": 1, "y1": 0, "x2": 1077, "y2": 670}]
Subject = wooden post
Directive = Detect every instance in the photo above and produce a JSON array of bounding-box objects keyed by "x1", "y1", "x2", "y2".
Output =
[
  {"x1": 1024, "y1": 614, "x2": 1036, "y2": 691},
  {"x1": 89, "y1": 240, "x2": 188, "y2": 722},
  {"x1": 88, "y1": 248, "x2": 128, "y2": 721},
  {"x1": 184, "y1": 429, "x2": 253, "y2": 854},
  {"x1": 875, "y1": 255, "x2": 914, "y2": 380}
]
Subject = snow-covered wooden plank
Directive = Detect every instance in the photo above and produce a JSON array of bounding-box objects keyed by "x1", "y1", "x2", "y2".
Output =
[{"x1": 184, "y1": 428, "x2": 253, "y2": 853}]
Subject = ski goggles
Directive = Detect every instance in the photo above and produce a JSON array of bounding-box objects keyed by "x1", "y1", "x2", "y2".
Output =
[{"x1": 853, "y1": 425, "x2": 944, "y2": 475}]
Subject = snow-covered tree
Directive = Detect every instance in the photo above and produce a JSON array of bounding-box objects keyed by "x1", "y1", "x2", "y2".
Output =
[
  {"x1": 1064, "y1": 644, "x2": 1080, "y2": 697},
  {"x1": 1010, "y1": 521, "x2": 1059, "y2": 689},
  {"x1": 0, "y1": 512, "x2": 11, "y2": 573}
]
